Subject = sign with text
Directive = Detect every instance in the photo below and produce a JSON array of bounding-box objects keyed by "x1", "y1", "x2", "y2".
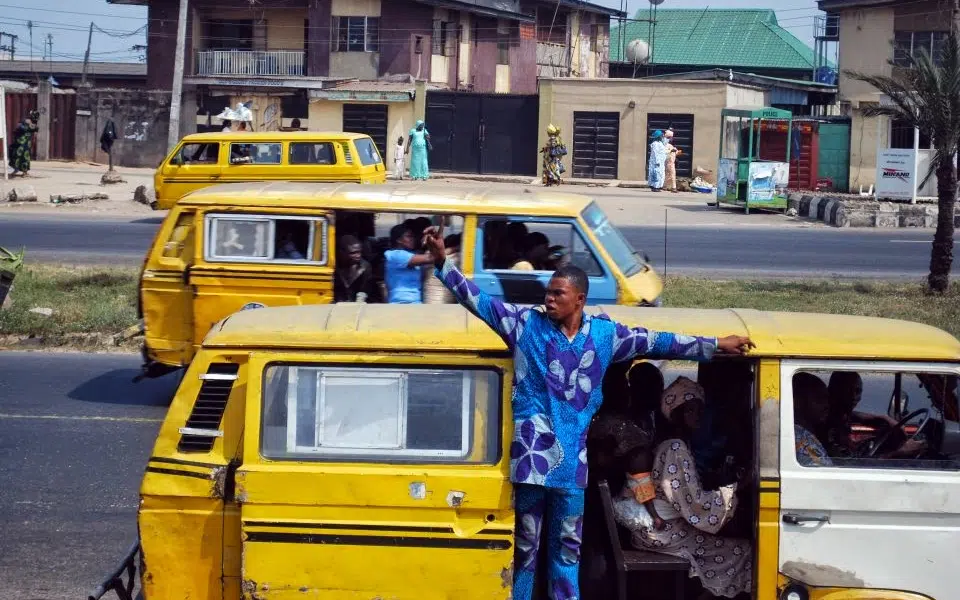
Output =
[{"x1": 876, "y1": 149, "x2": 917, "y2": 200}]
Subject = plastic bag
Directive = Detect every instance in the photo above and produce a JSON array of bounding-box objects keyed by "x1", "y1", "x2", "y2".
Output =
[{"x1": 612, "y1": 493, "x2": 654, "y2": 531}]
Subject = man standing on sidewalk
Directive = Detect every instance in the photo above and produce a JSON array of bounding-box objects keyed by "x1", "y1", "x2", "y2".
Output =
[{"x1": 423, "y1": 230, "x2": 753, "y2": 600}]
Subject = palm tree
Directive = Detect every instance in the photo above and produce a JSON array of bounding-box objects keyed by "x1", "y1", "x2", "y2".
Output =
[{"x1": 847, "y1": 31, "x2": 960, "y2": 293}]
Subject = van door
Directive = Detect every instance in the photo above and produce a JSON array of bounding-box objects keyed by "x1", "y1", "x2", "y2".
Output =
[
  {"x1": 779, "y1": 360, "x2": 960, "y2": 599},
  {"x1": 188, "y1": 211, "x2": 334, "y2": 345},
  {"x1": 141, "y1": 206, "x2": 196, "y2": 367},
  {"x1": 237, "y1": 352, "x2": 514, "y2": 600},
  {"x1": 473, "y1": 216, "x2": 617, "y2": 305},
  {"x1": 221, "y1": 140, "x2": 284, "y2": 184},
  {"x1": 158, "y1": 141, "x2": 223, "y2": 206}
]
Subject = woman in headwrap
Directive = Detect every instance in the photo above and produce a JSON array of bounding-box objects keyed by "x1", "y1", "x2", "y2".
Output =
[
  {"x1": 664, "y1": 129, "x2": 681, "y2": 193},
  {"x1": 540, "y1": 124, "x2": 568, "y2": 186},
  {"x1": 648, "y1": 130, "x2": 667, "y2": 192},
  {"x1": 624, "y1": 377, "x2": 752, "y2": 599},
  {"x1": 406, "y1": 120, "x2": 432, "y2": 181},
  {"x1": 8, "y1": 110, "x2": 39, "y2": 177}
]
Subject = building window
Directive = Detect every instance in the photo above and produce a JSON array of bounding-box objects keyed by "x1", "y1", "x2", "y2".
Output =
[
  {"x1": 333, "y1": 16, "x2": 379, "y2": 52},
  {"x1": 589, "y1": 24, "x2": 600, "y2": 53},
  {"x1": 893, "y1": 30, "x2": 950, "y2": 67},
  {"x1": 890, "y1": 118, "x2": 932, "y2": 150},
  {"x1": 205, "y1": 20, "x2": 253, "y2": 51},
  {"x1": 536, "y1": 7, "x2": 568, "y2": 44},
  {"x1": 497, "y1": 21, "x2": 511, "y2": 65},
  {"x1": 432, "y1": 19, "x2": 452, "y2": 56}
]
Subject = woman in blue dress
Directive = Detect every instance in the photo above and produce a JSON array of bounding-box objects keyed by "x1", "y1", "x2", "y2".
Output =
[
  {"x1": 648, "y1": 129, "x2": 667, "y2": 192},
  {"x1": 406, "y1": 120, "x2": 432, "y2": 180}
]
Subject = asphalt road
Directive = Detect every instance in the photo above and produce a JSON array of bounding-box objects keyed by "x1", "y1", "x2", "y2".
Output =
[
  {"x1": 0, "y1": 353, "x2": 180, "y2": 600},
  {"x1": 0, "y1": 213, "x2": 950, "y2": 279}
]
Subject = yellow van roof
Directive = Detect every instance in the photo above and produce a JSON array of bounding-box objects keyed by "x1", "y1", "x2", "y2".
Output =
[
  {"x1": 180, "y1": 131, "x2": 370, "y2": 142},
  {"x1": 179, "y1": 181, "x2": 593, "y2": 216},
  {"x1": 203, "y1": 304, "x2": 960, "y2": 362}
]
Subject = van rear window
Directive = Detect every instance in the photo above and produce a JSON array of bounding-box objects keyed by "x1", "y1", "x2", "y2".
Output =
[
  {"x1": 260, "y1": 365, "x2": 501, "y2": 463},
  {"x1": 289, "y1": 142, "x2": 337, "y2": 165}
]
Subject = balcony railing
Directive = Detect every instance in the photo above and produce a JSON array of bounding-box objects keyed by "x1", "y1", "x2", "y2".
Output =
[{"x1": 196, "y1": 50, "x2": 305, "y2": 77}]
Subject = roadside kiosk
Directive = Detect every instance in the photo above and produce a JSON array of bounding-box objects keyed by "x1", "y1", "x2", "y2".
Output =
[{"x1": 717, "y1": 107, "x2": 793, "y2": 214}]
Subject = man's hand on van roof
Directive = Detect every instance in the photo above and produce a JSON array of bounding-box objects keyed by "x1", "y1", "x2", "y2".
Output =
[{"x1": 717, "y1": 335, "x2": 755, "y2": 355}]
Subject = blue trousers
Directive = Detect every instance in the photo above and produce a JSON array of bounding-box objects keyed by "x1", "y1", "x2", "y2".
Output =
[{"x1": 514, "y1": 484, "x2": 585, "y2": 600}]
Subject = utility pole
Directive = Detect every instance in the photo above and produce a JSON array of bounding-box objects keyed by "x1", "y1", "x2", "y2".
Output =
[
  {"x1": 46, "y1": 34, "x2": 53, "y2": 77},
  {"x1": 80, "y1": 22, "x2": 93, "y2": 87},
  {"x1": 27, "y1": 21, "x2": 34, "y2": 81},
  {"x1": 167, "y1": 0, "x2": 189, "y2": 151},
  {"x1": 0, "y1": 32, "x2": 17, "y2": 60}
]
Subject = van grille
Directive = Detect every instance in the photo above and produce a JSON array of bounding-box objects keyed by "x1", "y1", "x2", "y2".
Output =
[{"x1": 177, "y1": 363, "x2": 240, "y2": 453}]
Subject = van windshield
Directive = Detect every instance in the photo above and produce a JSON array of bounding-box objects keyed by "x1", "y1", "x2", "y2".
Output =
[
  {"x1": 354, "y1": 138, "x2": 382, "y2": 166},
  {"x1": 581, "y1": 202, "x2": 644, "y2": 277}
]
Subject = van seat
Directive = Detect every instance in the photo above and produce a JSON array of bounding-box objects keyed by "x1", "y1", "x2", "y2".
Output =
[{"x1": 597, "y1": 480, "x2": 688, "y2": 600}]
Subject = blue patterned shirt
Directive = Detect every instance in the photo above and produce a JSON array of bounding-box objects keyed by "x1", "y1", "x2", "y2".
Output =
[{"x1": 436, "y1": 261, "x2": 718, "y2": 489}]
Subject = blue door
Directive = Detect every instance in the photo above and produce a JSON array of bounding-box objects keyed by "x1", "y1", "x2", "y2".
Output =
[{"x1": 472, "y1": 216, "x2": 617, "y2": 305}]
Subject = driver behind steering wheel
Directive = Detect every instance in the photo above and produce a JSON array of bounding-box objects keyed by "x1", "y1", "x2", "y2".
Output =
[{"x1": 825, "y1": 372, "x2": 928, "y2": 459}]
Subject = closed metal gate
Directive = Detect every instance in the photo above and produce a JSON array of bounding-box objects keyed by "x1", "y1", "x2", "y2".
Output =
[
  {"x1": 425, "y1": 91, "x2": 538, "y2": 176},
  {"x1": 646, "y1": 113, "x2": 694, "y2": 178},
  {"x1": 4, "y1": 92, "x2": 37, "y2": 157},
  {"x1": 572, "y1": 111, "x2": 620, "y2": 179},
  {"x1": 342, "y1": 103, "x2": 388, "y2": 159},
  {"x1": 50, "y1": 94, "x2": 76, "y2": 161}
]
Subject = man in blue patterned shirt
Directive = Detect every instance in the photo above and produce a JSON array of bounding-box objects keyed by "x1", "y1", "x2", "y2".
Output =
[{"x1": 424, "y1": 232, "x2": 753, "y2": 600}]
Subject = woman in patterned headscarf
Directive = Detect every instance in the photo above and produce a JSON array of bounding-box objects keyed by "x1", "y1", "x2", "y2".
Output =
[
  {"x1": 540, "y1": 124, "x2": 568, "y2": 186},
  {"x1": 8, "y1": 110, "x2": 39, "y2": 177},
  {"x1": 625, "y1": 376, "x2": 753, "y2": 599}
]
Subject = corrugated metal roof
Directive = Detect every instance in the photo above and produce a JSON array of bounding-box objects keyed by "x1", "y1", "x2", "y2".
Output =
[
  {"x1": 0, "y1": 60, "x2": 145, "y2": 77},
  {"x1": 609, "y1": 9, "x2": 820, "y2": 71}
]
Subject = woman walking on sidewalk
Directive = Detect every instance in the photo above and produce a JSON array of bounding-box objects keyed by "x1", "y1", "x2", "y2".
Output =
[
  {"x1": 406, "y1": 120, "x2": 432, "y2": 181},
  {"x1": 8, "y1": 110, "x2": 39, "y2": 177}
]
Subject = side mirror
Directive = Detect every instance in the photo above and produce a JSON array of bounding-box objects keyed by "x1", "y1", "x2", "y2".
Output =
[
  {"x1": 172, "y1": 153, "x2": 184, "y2": 166},
  {"x1": 888, "y1": 391, "x2": 910, "y2": 420}
]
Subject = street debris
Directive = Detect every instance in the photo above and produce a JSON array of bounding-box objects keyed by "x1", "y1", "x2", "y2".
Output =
[
  {"x1": 133, "y1": 185, "x2": 154, "y2": 205},
  {"x1": 6, "y1": 186, "x2": 38, "y2": 202},
  {"x1": 101, "y1": 171, "x2": 126, "y2": 185},
  {"x1": 50, "y1": 192, "x2": 109, "y2": 204},
  {"x1": 29, "y1": 307, "x2": 54, "y2": 317}
]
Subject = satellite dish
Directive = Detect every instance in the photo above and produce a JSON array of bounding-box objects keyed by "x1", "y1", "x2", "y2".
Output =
[
  {"x1": 626, "y1": 39, "x2": 650, "y2": 64},
  {"x1": 650, "y1": 0, "x2": 665, "y2": 5}
]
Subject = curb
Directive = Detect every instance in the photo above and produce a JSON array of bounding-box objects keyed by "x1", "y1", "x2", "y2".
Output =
[
  {"x1": 430, "y1": 172, "x2": 649, "y2": 189},
  {"x1": 787, "y1": 192, "x2": 960, "y2": 228}
]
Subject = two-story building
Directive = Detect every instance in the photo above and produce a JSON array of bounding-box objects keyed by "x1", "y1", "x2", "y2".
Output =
[
  {"x1": 107, "y1": 0, "x2": 621, "y2": 174},
  {"x1": 820, "y1": 0, "x2": 951, "y2": 194}
]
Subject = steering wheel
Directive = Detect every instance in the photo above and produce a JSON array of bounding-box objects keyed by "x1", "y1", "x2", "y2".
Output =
[{"x1": 867, "y1": 408, "x2": 931, "y2": 458}]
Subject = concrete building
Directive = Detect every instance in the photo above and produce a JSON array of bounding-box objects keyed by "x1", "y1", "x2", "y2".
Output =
[
  {"x1": 819, "y1": 0, "x2": 951, "y2": 193},
  {"x1": 537, "y1": 77, "x2": 768, "y2": 182},
  {"x1": 106, "y1": 0, "x2": 621, "y2": 170}
]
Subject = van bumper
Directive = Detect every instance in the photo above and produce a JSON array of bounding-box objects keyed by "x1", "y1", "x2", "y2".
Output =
[{"x1": 87, "y1": 540, "x2": 140, "y2": 600}]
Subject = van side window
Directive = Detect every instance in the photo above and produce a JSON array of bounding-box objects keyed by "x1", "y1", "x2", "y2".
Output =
[
  {"x1": 176, "y1": 143, "x2": 218, "y2": 164},
  {"x1": 230, "y1": 142, "x2": 281, "y2": 165},
  {"x1": 162, "y1": 211, "x2": 195, "y2": 261},
  {"x1": 260, "y1": 365, "x2": 501, "y2": 463},
  {"x1": 289, "y1": 142, "x2": 336, "y2": 165},
  {"x1": 791, "y1": 369, "x2": 960, "y2": 471},
  {"x1": 204, "y1": 214, "x2": 328, "y2": 264},
  {"x1": 481, "y1": 219, "x2": 603, "y2": 276}
]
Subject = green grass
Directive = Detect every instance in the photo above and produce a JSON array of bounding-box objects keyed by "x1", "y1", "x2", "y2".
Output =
[
  {"x1": 0, "y1": 265, "x2": 139, "y2": 337},
  {"x1": 1, "y1": 267, "x2": 958, "y2": 344},
  {"x1": 663, "y1": 277, "x2": 960, "y2": 338}
]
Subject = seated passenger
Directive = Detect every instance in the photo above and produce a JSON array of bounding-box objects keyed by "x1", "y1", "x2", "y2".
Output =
[
  {"x1": 546, "y1": 245, "x2": 570, "y2": 271},
  {"x1": 276, "y1": 231, "x2": 305, "y2": 260},
  {"x1": 793, "y1": 373, "x2": 833, "y2": 467},
  {"x1": 511, "y1": 233, "x2": 550, "y2": 271},
  {"x1": 826, "y1": 371, "x2": 926, "y2": 459},
  {"x1": 334, "y1": 235, "x2": 378, "y2": 303},
  {"x1": 384, "y1": 223, "x2": 435, "y2": 304},
  {"x1": 628, "y1": 361, "x2": 664, "y2": 436},
  {"x1": 627, "y1": 376, "x2": 752, "y2": 599}
]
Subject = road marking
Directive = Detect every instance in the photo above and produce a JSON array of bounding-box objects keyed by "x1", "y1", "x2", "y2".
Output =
[
  {"x1": 890, "y1": 240, "x2": 930, "y2": 243},
  {"x1": 0, "y1": 413, "x2": 163, "y2": 423}
]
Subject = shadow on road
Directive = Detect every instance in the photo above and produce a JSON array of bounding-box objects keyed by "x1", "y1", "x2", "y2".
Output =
[
  {"x1": 68, "y1": 369, "x2": 180, "y2": 407},
  {"x1": 130, "y1": 217, "x2": 164, "y2": 225}
]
